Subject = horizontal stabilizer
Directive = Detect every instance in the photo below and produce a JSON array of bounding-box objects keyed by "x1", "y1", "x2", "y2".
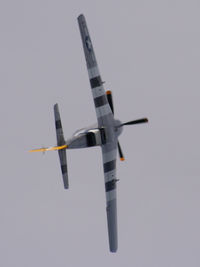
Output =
[
  {"x1": 54, "y1": 104, "x2": 65, "y2": 146},
  {"x1": 58, "y1": 149, "x2": 68, "y2": 189},
  {"x1": 54, "y1": 103, "x2": 69, "y2": 189}
]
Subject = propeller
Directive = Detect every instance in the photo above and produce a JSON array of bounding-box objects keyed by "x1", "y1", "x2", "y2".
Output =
[
  {"x1": 106, "y1": 90, "x2": 148, "y2": 162},
  {"x1": 106, "y1": 90, "x2": 114, "y2": 114},
  {"x1": 106, "y1": 90, "x2": 125, "y2": 161},
  {"x1": 117, "y1": 142, "x2": 125, "y2": 161},
  {"x1": 122, "y1": 118, "x2": 148, "y2": 126}
]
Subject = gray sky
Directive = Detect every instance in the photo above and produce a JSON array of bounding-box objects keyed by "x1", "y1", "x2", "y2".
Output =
[{"x1": 0, "y1": 0, "x2": 200, "y2": 266}]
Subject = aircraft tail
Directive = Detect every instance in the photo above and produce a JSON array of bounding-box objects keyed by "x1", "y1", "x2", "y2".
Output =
[{"x1": 54, "y1": 104, "x2": 69, "y2": 189}]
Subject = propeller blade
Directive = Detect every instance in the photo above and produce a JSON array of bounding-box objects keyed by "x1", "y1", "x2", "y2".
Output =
[
  {"x1": 122, "y1": 118, "x2": 148, "y2": 126},
  {"x1": 118, "y1": 142, "x2": 125, "y2": 161},
  {"x1": 106, "y1": 90, "x2": 114, "y2": 114}
]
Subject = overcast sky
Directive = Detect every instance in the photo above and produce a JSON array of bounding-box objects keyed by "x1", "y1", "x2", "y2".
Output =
[{"x1": 0, "y1": 0, "x2": 200, "y2": 266}]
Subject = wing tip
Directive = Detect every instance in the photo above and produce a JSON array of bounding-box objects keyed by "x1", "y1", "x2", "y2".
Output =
[
  {"x1": 110, "y1": 247, "x2": 117, "y2": 253},
  {"x1": 64, "y1": 184, "x2": 69, "y2": 190},
  {"x1": 54, "y1": 103, "x2": 59, "y2": 112},
  {"x1": 77, "y1": 13, "x2": 85, "y2": 21}
]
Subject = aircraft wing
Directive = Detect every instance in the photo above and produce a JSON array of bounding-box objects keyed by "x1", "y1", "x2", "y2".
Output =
[
  {"x1": 77, "y1": 14, "x2": 114, "y2": 127},
  {"x1": 101, "y1": 142, "x2": 118, "y2": 252}
]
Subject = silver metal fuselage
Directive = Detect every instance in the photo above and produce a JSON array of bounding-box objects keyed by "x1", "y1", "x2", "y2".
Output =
[{"x1": 66, "y1": 119, "x2": 123, "y2": 149}]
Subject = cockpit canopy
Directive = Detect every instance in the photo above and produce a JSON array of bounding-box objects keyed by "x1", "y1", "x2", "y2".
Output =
[
  {"x1": 73, "y1": 128, "x2": 100, "y2": 137},
  {"x1": 73, "y1": 128, "x2": 86, "y2": 136}
]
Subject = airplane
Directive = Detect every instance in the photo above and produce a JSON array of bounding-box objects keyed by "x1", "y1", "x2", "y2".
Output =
[{"x1": 30, "y1": 14, "x2": 148, "y2": 252}]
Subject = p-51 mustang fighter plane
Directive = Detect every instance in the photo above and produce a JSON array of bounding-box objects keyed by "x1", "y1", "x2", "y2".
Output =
[{"x1": 30, "y1": 14, "x2": 148, "y2": 252}]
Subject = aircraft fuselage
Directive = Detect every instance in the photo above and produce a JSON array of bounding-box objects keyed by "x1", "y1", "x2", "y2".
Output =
[{"x1": 66, "y1": 119, "x2": 123, "y2": 149}]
